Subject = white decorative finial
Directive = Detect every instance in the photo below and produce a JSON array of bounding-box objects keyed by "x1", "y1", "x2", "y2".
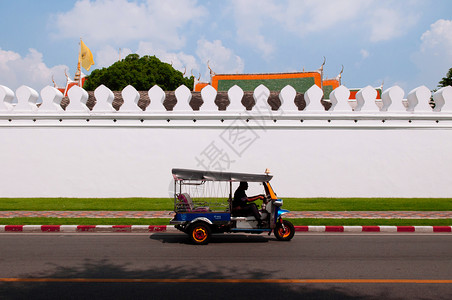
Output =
[
  {"x1": 304, "y1": 84, "x2": 324, "y2": 111},
  {"x1": 66, "y1": 85, "x2": 89, "y2": 112},
  {"x1": 93, "y1": 84, "x2": 115, "y2": 112},
  {"x1": 200, "y1": 85, "x2": 218, "y2": 111},
  {"x1": 147, "y1": 85, "x2": 166, "y2": 112},
  {"x1": 227, "y1": 85, "x2": 245, "y2": 111},
  {"x1": 120, "y1": 85, "x2": 141, "y2": 112},
  {"x1": 279, "y1": 85, "x2": 297, "y2": 111},
  {"x1": 0, "y1": 85, "x2": 15, "y2": 112},
  {"x1": 14, "y1": 85, "x2": 39, "y2": 112},
  {"x1": 39, "y1": 86, "x2": 63, "y2": 112},
  {"x1": 173, "y1": 85, "x2": 192, "y2": 111},
  {"x1": 253, "y1": 84, "x2": 271, "y2": 111}
]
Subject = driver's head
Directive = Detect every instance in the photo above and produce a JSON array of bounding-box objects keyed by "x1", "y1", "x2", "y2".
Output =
[{"x1": 239, "y1": 181, "x2": 248, "y2": 190}]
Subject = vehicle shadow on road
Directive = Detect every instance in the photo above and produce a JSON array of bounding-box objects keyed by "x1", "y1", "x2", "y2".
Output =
[
  {"x1": 0, "y1": 258, "x2": 378, "y2": 300},
  {"x1": 150, "y1": 233, "x2": 270, "y2": 244}
]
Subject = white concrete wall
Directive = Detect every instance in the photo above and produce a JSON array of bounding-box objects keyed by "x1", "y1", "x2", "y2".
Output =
[{"x1": 0, "y1": 83, "x2": 452, "y2": 198}]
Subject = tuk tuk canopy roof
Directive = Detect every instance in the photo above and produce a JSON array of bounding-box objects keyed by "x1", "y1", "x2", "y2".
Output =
[{"x1": 172, "y1": 168, "x2": 273, "y2": 182}]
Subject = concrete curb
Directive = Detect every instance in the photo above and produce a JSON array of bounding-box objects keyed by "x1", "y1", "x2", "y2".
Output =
[
  {"x1": 0, "y1": 225, "x2": 172, "y2": 233},
  {"x1": 0, "y1": 225, "x2": 451, "y2": 233},
  {"x1": 294, "y1": 225, "x2": 452, "y2": 233}
]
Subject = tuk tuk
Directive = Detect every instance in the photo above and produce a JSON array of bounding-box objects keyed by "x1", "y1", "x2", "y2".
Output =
[{"x1": 169, "y1": 168, "x2": 295, "y2": 244}]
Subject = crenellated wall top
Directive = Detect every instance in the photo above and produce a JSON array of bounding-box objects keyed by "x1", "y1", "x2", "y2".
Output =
[{"x1": 0, "y1": 83, "x2": 451, "y2": 128}]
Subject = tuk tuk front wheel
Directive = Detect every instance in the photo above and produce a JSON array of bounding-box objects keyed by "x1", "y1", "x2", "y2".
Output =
[
  {"x1": 274, "y1": 220, "x2": 295, "y2": 241},
  {"x1": 188, "y1": 222, "x2": 211, "y2": 245}
]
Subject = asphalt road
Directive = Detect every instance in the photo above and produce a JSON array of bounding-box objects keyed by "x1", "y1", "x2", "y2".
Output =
[{"x1": 0, "y1": 233, "x2": 451, "y2": 299}]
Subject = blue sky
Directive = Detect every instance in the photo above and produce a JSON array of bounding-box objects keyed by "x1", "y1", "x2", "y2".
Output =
[{"x1": 1, "y1": 0, "x2": 451, "y2": 94}]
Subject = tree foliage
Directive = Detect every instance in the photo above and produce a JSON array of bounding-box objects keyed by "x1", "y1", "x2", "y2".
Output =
[
  {"x1": 438, "y1": 67, "x2": 452, "y2": 88},
  {"x1": 83, "y1": 54, "x2": 194, "y2": 91}
]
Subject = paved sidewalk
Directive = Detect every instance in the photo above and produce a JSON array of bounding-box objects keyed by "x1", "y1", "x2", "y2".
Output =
[{"x1": 1, "y1": 211, "x2": 451, "y2": 219}]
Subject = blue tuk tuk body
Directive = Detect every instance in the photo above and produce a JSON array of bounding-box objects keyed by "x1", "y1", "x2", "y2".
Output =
[{"x1": 170, "y1": 168, "x2": 295, "y2": 244}]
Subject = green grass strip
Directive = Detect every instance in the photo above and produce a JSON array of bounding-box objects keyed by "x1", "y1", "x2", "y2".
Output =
[
  {"x1": 0, "y1": 218, "x2": 450, "y2": 226},
  {"x1": 1, "y1": 198, "x2": 451, "y2": 211},
  {"x1": 0, "y1": 198, "x2": 172, "y2": 211},
  {"x1": 283, "y1": 198, "x2": 452, "y2": 211}
]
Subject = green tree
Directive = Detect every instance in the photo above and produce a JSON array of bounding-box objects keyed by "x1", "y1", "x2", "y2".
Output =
[
  {"x1": 438, "y1": 67, "x2": 452, "y2": 88},
  {"x1": 83, "y1": 54, "x2": 194, "y2": 91}
]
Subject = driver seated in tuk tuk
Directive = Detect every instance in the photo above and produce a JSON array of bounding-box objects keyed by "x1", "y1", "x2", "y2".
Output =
[{"x1": 232, "y1": 181, "x2": 265, "y2": 227}]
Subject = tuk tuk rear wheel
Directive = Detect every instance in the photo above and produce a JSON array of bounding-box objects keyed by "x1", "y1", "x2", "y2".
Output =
[
  {"x1": 274, "y1": 220, "x2": 295, "y2": 241},
  {"x1": 188, "y1": 222, "x2": 211, "y2": 245}
]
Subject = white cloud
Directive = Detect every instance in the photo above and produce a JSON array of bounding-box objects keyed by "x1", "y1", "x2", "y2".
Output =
[
  {"x1": 91, "y1": 39, "x2": 245, "y2": 81},
  {"x1": 136, "y1": 41, "x2": 198, "y2": 76},
  {"x1": 229, "y1": 0, "x2": 365, "y2": 58},
  {"x1": 360, "y1": 49, "x2": 370, "y2": 59},
  {"x1": 230, "y1": 0, "x2": 279, "y2": 58},
  {"x1": 419, "y1": 19, "x2": 452, "y2": 57},
  {"x1": 52, "y1": 0, "x2": 206, "y2": 49},
  {"x1": 412, "y1": 19, "x2": 452, "y2": 89},
  {"x1": 196, "y1": 39, "x2": 244, "y2": 80},
  {"x1": 94, "y1": 42, "x2": 198, "y2": 74},
  {"x1": 94, "y1": 39, "x2": 243, "y2": 82},
  {"x1": 0, "y1": 48, "x2": 68, "y2": 93},
  {"x1": 228, "y1": 0, "x2": 420, "y2": 59},
  {"x1": 96, "y1": 45, "x2": 133, "y2": 68},
  {"x1": 368, "y1": 7, "x2": 418, "y2": 42},
  {"x1": 283, "y1": 0, "x2": 368, "y2": 34}
]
